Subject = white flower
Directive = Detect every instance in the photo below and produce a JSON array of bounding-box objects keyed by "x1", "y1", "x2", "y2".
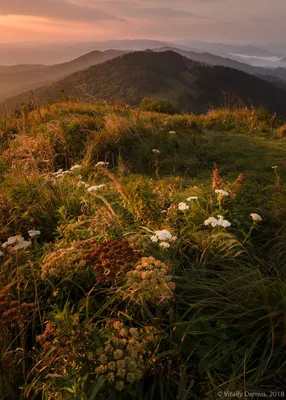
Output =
[
  {"x1": 8, "y1": 235, "x2": 24, "y2": 246},
  {"x1": 154, "y1": 229, "x2": 173, "y2": 241},
  {"x1": 28, "y1": 230, "x2": 41, "y2": 238},
  {"x1": 215, "y1": 189, "x2": 229, "y2": 197},
  {"x1": 169, "y1": 131, "x2": 176, "y2": 134},
  {"x1": 152, "y1": 149, "x2": 161, "y2": 154},
  {"x1": 161, "y1": 210, "x2": 167, "y2": 214},
  {"x1": 53, "y1": 169, "x2": 63, "y2": 175},
  {"x1": 13, "y1": 241, "x2": 32, "y2": 251},
  {"x1": 96, "y1": 161, "x2": 109, "y2": 167},
  {"x1": 205, "y1": 215, "x2": 231, "y2": 228},
  {"x1": 187, "y1": 196, "x2": 198, "y2": 201},
  {"x1": 77, "y1": 181, "x2": 90, "y2": 189},
  {"x1": 272, "y1": 166, "x2": 278, "y2": 169},
  {"x1": 178, "y1": 202, "x2": 190, "y2": 211},
  {"x1": 70, "y1": 164, "x2": 82, "y2": 171},
  {"x1": 160, "y1": 242, "x2": 170, "y2": 249},
  {"x1": 250, "y1": 213, "x2": 262, "y2": 222},
  {"x1": 87, "y1": 184, "x2": 106, "y2": 193},
  {"x1": 204, "y1": 217, "x2": 219, "y2": 228},
  {"x1": 151, "y1": 235, "x2": 159, "y2": 243},
  {"x1": 217, "y1": 216, "x2": 231, "y2": 228}
]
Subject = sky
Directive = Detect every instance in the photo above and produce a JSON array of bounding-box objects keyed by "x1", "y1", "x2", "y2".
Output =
[{"x1": 0, "y1": 0, "x2": 285, "y2": 44}]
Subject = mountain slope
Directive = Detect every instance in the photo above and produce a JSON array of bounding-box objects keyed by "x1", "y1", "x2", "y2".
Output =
[
  {"x1": 3, "y1": 51, "x2": 286, "y2": 116},
  {"x1": 0, "y1": 50, "x2": 127, "y2": 102},
  {"x1": 155, "y1": 47, "x2": 286, "y2": 84}
]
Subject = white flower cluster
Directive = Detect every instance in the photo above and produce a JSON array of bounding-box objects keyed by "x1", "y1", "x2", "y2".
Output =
[
  {"x1": 28, "y1": 229, "x2": 41, "y2": 238},
  {"x1": 151, "y1": 229, "x2": 176, "y2": 249},
  {"x1": 215, "y1": 189, "x2": 229, "y2": 197},
  {"x1": 124, "y1": 257, "x2": 175, "y2": 304},
  {"x1": 1, "y1": 230, "x2": 40, "y2": 255},
  {"x1": 178, "y1": 202, "x2": 189, "y2": 211},
  {"x1": 204, "y1": 215, "x2": 231, "y2": 228},
  {"x1": 77, "y1": 181, "x2": 90, "y2": 189},
  {"x1": 250, "y1": 213, "x2": 262, "y2": 222},
  {"x1": 87, "y1": 184, "x2": 106, "y2": 193},
  {"x1": 53, "y1": 164, "x2": 82, "y2": 178}
]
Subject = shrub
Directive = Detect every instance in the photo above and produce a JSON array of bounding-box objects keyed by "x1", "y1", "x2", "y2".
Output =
[{"x1": 140, "y1": 97, "x2": 180, "y2": 114}]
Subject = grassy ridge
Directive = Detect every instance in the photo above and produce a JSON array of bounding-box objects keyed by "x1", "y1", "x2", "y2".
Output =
[{"x1": 0, "y1": 100, "x2": 286, "y2": 399}]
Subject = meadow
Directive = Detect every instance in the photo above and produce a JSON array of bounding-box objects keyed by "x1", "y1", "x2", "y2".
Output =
[{"x1": 0, "y1": 100, "x2": 286, "y2": 399}]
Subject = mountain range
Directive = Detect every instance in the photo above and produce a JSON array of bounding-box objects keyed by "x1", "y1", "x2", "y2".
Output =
[
  {"x1": 0, "y1": 50, "x2": 127, "y2": 103},
  {"x1": 2, "y1": 44, "x2": 286, "y2": 106},
  {"x1": 3, "y1": 50, "x2": 286, "y2": 116}
]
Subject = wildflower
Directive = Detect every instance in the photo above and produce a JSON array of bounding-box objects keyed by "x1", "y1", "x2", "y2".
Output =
[
  {"x1": 107, "y1": 372, "x2": 115, "y2": 382},
  {"x1": 204, "y1": 216, "x2": 231, "y2": 228},
  {"x1": 152, "y1": 149, "x2": 161, "y2": 154},
  {"x1": 53, "y1": 169, "x2": 63, "y2": 175},
  {"x1": 250, "y1": 213, "x2": 262, "y2": 222},
  {"x1": 87, "y1": 184, "x2": 106, "y2": 193},
  {"x1": 96, "y1": 161, "x2": 109, "y2": 167},
  {"x1": 154, "y1": 229, "x2": 173, "y2": 241},
  {"x1": 70, "y1": 164, "x2": 82, "y2": 171},
  {"x1": 2, "y1": 235, "x2": 25, "y2": 248},
  {"x1": 107, "y1": 361, "x2": 116, "y2": 371},
  {"x1": 13, "y1": 241, "x2": 32, "y2": 250},
  {"x1": 114, "y1": 349, "x2": 123, "y2": 360},
  {"x1": 124, "y1": 257, "x2": 175, "y2": 304},
  {"x1": 99, "y1": 354, "x2": 108, "y2": 364},
  {"x1": 217, "y1": 215, "x2": 231, "y2": 228},
  {"x1": 187, "y1": 196, "x2": 198, "y2": 201},
  {"x1": 212, "y1": 163, "x2": 224, "y2": 190},
  {"x1": 115, "y1": 381, "x2": 124, "y2": 391},
  {"x1": 178, "y1": 202, "x2": 190, "y2": 211},
  {"x1": 215, "y1": 189, "x2": 229, "y2": 197},
  {"x1": 77, "y1": 181, "x2": 90, "y2": 188},
  {"x1": 151, "y1": 235, "x2": 158, "y2": 243},
  {"x1": 160, "y1": 242, "x2": 170, "y2": 249},
  {"x1": 204, "y1": 217, "x2": 219, "y2": 228},
  {"x1": 126, "y1": 372, "x2": 136, "y2": 384},
  {"x1": 28, "y1": 229, "x2": 41, "y2": 238}
]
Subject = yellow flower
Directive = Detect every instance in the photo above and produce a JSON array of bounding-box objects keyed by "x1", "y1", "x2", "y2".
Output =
[
  {"x1": 99, "y1": 354, "x2": 107, "y2": 364},
  {"x1": 107, "y1": 361, "x2": 116, "y2": 371},
  {"x1": 114, "y1": 349, "x2": 123, "y2": 360},
  {"x1": 107, "y1": 372, "x2": 115, "y2": 382},
  {"x1": 115, "y1": 381, "x2": 125, "y2": 391},
  {"x1": 126, "y1": 372, "x2": 136, "y2": 383},
  {"x1": 117, "y1": 359, "x2": 126, "y2": 369},
  {"x1": 117, "y1": 368, "x2": 126, "y2": 378}
]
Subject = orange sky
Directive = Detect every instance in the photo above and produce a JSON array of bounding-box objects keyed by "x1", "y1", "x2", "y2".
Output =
[{"x1": 0, "y1": 1, "x2": 286, "y2": 44}]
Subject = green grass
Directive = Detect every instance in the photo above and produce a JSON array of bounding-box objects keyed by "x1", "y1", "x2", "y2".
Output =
[{"x1": 0, "y1": 100, "x2": 286, "y2": 400}]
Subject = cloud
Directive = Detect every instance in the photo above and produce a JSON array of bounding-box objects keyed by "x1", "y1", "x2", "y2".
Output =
[
  {"x1": 0, "y1": 0, "x2": 122, "y2": 22},
  {"x1": 80, "y1": 0, "x2": 206, "y2": 20}
]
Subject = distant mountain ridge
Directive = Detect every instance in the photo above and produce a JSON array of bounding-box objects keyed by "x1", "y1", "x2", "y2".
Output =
[
  {"x1": 155, "y1": 47, "x2": 286, "y2": 82},
  {"x1": 0, "y1": 49, "x2": 127, "y2": 102},
  {"x1": 3, "y1": 51, "x2": 286, "y2": 116}
]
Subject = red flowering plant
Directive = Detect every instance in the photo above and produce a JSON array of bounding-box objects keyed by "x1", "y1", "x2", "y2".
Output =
[{"x1": 84, "y1": 239, "x2": 143, "y2": 285}]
